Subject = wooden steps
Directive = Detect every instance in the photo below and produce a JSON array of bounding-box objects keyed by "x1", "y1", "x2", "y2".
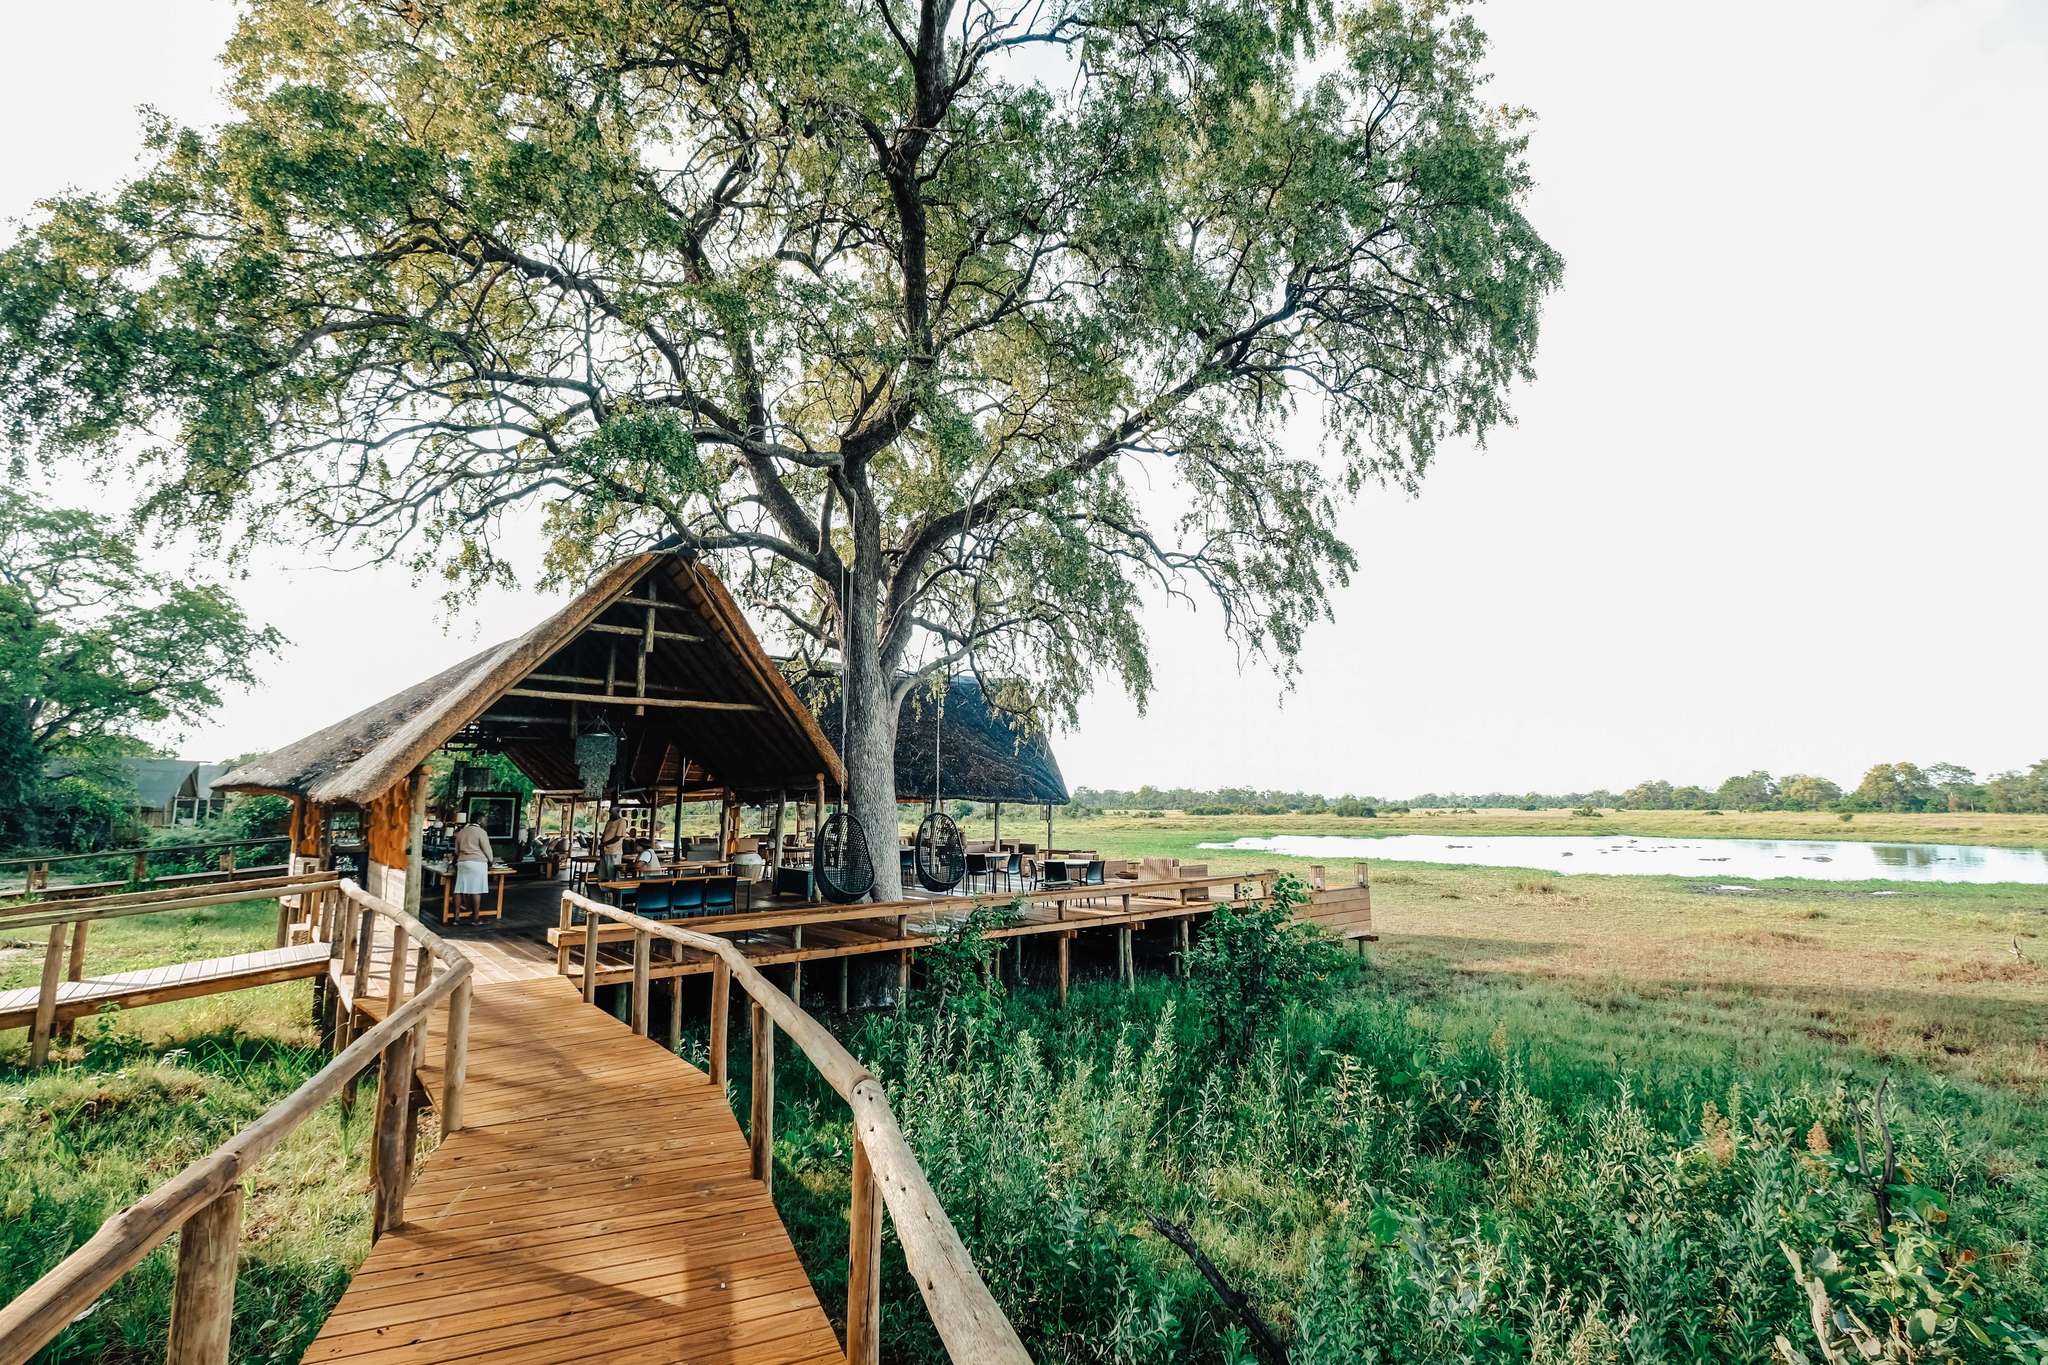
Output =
[
  {"x1": 308, "y1": 975, "x2": 841, "y2": 1363},
  {"x1": 0, "y1": 943, "x2": 331, "y2": 1030}
]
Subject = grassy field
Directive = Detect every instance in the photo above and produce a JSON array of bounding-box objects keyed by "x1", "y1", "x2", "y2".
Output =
[
  {"x1": 6, "y1": 839, "x2": 2048, "y2": 1360},
  {"x1": 962, "y1": 806, "x2": 2048, "y2": 850}
]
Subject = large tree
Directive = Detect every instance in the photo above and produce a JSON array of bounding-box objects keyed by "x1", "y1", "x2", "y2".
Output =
[
  {"x1": 0, "y1": 489, "x2": 283, "y2": 845},
  {"x1": 0, "y1": 0, "x2": 1558, "y2": 895}
]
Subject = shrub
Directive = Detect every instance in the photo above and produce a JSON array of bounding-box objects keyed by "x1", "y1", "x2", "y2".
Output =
[{"x1": 1184, "y1": 874, "x2": 1343, "y2": 1064}]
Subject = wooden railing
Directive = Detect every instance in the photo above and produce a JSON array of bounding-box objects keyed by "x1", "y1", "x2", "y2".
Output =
[
  {"x1": 0, "y1": 879, "x2": 472, "y2": 1365},
  {"x1": 0, "y1": 871, "x2": 343, "y2": 1067},
  {"x1": 0, "y1": 834, "x2": 292, "y2": 898},
  {"x1": 559, "y1": 890, "x2": 1031, "y2": 1365}
]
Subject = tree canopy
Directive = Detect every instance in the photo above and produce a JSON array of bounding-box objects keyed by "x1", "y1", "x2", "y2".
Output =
[
  {"x1": 0, "y1": 0, "x2": 1560, "y2": 891},
  {"x1": 0, "y1": 489, "x2": 281, "y2": 846}
]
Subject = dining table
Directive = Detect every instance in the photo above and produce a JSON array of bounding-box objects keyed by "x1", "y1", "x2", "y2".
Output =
[{"x1": 427, "y1": 860, "x2": 512, "y2": 923}]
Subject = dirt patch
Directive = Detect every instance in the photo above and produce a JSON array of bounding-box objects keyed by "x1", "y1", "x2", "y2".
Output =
[
  {"x1": 1716, "y1": 929, "x2": 1817, "y2": 949},
  {"x1": 1935, "y1": 958, "x2": 2040, "y2": 985}
]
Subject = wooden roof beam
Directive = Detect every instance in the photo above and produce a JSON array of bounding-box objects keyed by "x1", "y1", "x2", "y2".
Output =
[{"x1": 503, "y1": 687, "x2": 761, "y2": 712}]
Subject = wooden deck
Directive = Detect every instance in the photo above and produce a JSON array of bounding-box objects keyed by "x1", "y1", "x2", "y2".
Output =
[
  {"x1": 311, "y1": 972, "x2": 842, "y2": 1364},
  {"x1": 0, "y1": 942, "x2": 330, "y2": 1030}
]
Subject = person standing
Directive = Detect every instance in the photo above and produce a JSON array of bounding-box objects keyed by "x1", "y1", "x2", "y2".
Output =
[
  {"x1": 599, "y1": 810, "x2": 627, "y2": 883},
  {"x1": 452, "y1": 811, "x2": 493, "y2": 921}
]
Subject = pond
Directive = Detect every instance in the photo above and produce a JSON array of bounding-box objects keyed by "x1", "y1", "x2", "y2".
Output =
[{"x1": 1196, "y1": 833, "x2": 2048, "y2": 885}]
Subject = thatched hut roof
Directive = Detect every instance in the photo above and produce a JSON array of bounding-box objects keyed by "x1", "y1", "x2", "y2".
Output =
[
  {"x1": 792, "y1": 672, "x2": 1069, "y2": 806},
  {"x1": 215, "y1": 554, "x2": 843, "y2": 805}
]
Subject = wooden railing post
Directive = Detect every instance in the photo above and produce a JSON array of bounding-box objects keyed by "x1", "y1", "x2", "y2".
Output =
[
  {"x1": 57, "y1": 921, "x2": 89, "y2": 1044},
  {"x1": 371, "y1": 1031, "x2": 415, "y2": 1238},
  {"x1": 442, "y1": 974, "x2": 471, "y2": 1135},
  {"x1": 582, "y1": 909, "x2": 600, "y2": 1004},
  {"x1": 409, "y1": 944, "x2": 434, "y2": 1070},
  {"x1": 165, "y1": 1184, "x2": 243, "y2": 1365},
  {"x1": 386, "y1": 925, "x2": 410, "y2": 1007},
  {"x1": 749, "y1": 1000, "x2": 774, "y2": 1190},
  {"x1": 846, "y1": 1133, "x2": 883, "y2": 1365},
  {"x1": 630, "y1": 931, "x2": 651, "y2": 1037},
  {"x1": 709, "y1": 958, "x2": 730, "y2": 1088},
  {"x1": 132, "y1": 850, "x2": 148, "y2": 886},
  {"x1": 666, "y1": 945, "x2": 684, "y2": 1051},
  {"x1": 30, "y1": 921, "x2": 68, "y2": 1067}
]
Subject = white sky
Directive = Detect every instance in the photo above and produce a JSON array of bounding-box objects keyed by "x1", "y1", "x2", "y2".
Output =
[{"x1": 4, "y1": 0, "x2": 2045, "y2": 797}]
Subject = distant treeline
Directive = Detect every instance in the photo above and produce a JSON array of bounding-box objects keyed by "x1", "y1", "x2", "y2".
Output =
[{"x1": 1071, "y1": 759, "x2": 2048, "y2": 816}]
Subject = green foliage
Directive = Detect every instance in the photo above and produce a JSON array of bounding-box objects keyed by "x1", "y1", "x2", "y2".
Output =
[
  {"x1": 1184, "y1": 874, "x2": 1341, "y2": 1063},
  {"x1": 0, "y1": 490, "x2": 282, "y2": 852},
  {"x1": 913, "y1": 899, "x2": 1021, "y2": 1029}
]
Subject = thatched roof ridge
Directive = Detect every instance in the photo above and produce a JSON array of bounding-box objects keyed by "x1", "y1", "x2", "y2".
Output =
[{"x1": 215, "y1": 554, "x2": 842, "y2": 805}]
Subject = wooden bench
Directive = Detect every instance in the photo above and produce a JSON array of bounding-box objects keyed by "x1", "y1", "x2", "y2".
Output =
[
  {"x1": 0, "y1": 943, "x2": 332, "y2": 1031},
  {"x1": 1295, "y1": 865, "x2": 1377, "y2": 947}
]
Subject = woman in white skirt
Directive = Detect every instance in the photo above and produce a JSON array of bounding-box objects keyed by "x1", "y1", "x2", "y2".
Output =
[{"x1": 452, "y1": 814, "x2": 492, "y2": 921}]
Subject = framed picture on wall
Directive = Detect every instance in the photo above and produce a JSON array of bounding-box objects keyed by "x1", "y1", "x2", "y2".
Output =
[{"x1": 466, "y1": 792, "x2": 519, "y2": 840}]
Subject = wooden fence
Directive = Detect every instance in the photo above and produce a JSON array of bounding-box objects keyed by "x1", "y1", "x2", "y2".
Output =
[
  {"x1": 560, "y1": 890, "x2": 1031, "y2": 1365},
  {"x1": 0, "y1": 879, "x2": 472, "y2": 1365},
  {"x1": 0, "y1": 834, "x2": 293, "y2": 899}
]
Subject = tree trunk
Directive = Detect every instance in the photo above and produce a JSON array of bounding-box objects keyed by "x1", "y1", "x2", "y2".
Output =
[{"x1": 842, "y1": 495, "x2": 903, "y2": 901}]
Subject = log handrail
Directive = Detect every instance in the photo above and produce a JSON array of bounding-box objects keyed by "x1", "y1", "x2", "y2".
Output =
[
  {"x1": 560, "y1": 890, "x2": 1032, "y2": 1365},
  {"x1": 0, "y1": 878, "x2": 472, "y2": 1365},
  {"x1": 0, "y1": 874, "x2": 342, "y2": 930}
]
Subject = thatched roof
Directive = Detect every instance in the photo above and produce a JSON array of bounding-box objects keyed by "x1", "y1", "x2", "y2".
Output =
[
  {"x1": 215, "y1": 554, "x2": 843, "y2": 805},
  {"x1": 793, "y1": 672, "x2": 1069, "y2": 806}
]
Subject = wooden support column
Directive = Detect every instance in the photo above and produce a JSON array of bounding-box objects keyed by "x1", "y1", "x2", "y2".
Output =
[
  {"x1": 749, "y1": 1000, "x2": 774, "y2": 1190},
  {"x1": 709, "y1": 959, "x2": 730, "y2": 1087},
  {"x1": 371, "y1": 1031, "x2": 415, "y2": 1237},
  {"x1": 1057, "y1": 931, "x2": 1071, "y2": 1006},
  {"x1": 838, "y1": 957, "x2": 851, "y2": 1014},
  {"x1": 631, "y1": 931, "x2": 651, "y2": 1036},
  {"x1": 582, "y1": 911, "x2": 600, "y2": 1005},
  {"x1": 57, "y1": 921, "x2": 89, "y2": 1044},
  {"x1": 846, "y1": 1134, "x2": 883, "y2": 1365},
  {"x1": 442, "y1": 975, "x2": 471, "y2": 1135},
  {"x1": 403, "y1": 767, "x2": 428, "y2": 921},
  {"x1": 769, "y1": 798, "x2": 787, "y2": 872},
  {"x1": 1178, "y1": 918, "x2": 1191, "y2": 976},
  {"x1": 790, "y1": 926, "x2": 804, "y2": 1004},
  {"x1": 166, "y1": 1184, "x2": 244, "y2": 1365},
  {"x1": 30, "y1": 921, "x2": 68, "y2": 1067},
  {"x1": 991, "y1": 800, "x2": 1002, "y2": 852},
  {"x1": 1120, "y1": 926, "x2": 1135, "y2": 988},
  {"x1": 667, "y1": 948, "x2": 684, "y2": 1051}
]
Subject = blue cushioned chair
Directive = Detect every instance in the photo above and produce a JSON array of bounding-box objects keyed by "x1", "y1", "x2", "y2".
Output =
[
  {"x1": 670, "y1": 878, "x2": 706, "y2": 917},
  {"x1": 702, "y1": 875, "x2": 738, "y2": 916}
]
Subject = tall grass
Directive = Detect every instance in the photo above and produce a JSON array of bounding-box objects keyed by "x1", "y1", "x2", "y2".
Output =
[{"x1": 766, "y1": 953, "x2": 2048, "y2": 1362}]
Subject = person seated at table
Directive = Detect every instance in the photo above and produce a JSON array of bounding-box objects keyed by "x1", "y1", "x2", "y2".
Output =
[
  {"x1": 634, "y1": 840, "x2": 663, "y2": 875},
  {"x1": 452, "y1": 812, "x2": 492, "y2": 919}
]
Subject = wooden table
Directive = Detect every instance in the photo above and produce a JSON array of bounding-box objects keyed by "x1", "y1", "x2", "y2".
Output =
[{"x1": 431, "y1": 861, "x2": 511, "y2": 923}]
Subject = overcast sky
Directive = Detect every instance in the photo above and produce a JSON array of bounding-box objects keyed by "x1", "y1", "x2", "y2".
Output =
[{"x1": 5, "y1": 1, "x2": 2045, "y2": 797}]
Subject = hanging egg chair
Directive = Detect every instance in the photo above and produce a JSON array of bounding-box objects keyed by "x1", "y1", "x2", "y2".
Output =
[
  {"x1": 914, "y1": 808, "x2": 966, "y2": 892},
  {"x1": 815, "y1": 807, "x2": 875, "y2": 904}
]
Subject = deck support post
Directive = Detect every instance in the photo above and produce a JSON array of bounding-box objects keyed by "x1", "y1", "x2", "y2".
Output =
[
  {"x1": 846, "y1": 1134, "x2": 884, "y2": 1365},
  {"x1": 749, "y1": 1001, "x2": 774, "y2": 1191},
  {"x1": 631, "y1": 931, "x2": 651, "y2": 1036},
  {"x1": 30, "y1": 921, "x2": 68, "y2": 1067},
  {"x1": 790, "y1": 926, "x2": 804, "y2": 1005},
  {"x1": 1119, "y1": 926, "x2": 1134, "y2": 989},
  {"x1": 442, "y1": 975, "x2": 471, "y2": 1135},
  {"x1": 1177, "y1": 918, "x2": 1191, "y2": 976},
  {"x1": 371, "y1": 1031, "x2": 416, "y2": 1238},
  {"x1": 166, "y1": 1184, "x2": 243, "y2": 1365},
  {"x1": 838, "y1": 957, "x2": 850, "y2": 1014},
  {"x1": 57, "y1": 919, "x2": 89, "y2": 1043},
  {"x1": 667, "y1": 958, "x2": 683, "y2": 1051},
  {"x1": 1058, "y1": 931, "x2": 1071, "y2": 1007},
  {"x1": 709, "y1": 959, "x2": 731, "y2": 1087},
  {"x1": 896, "y1": 949, "x2": 910, "y2": 1012}
]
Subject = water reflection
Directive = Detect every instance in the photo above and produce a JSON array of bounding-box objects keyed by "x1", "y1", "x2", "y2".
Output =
[{"x1": 1195, "y1": 833, "x2": 2048, "y2": 885}]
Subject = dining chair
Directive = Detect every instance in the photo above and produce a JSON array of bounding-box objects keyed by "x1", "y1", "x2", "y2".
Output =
[
  {"x1": 1084, "y1": 858, "x2": 1106, "y2": 905},
  {"x1": 636, "y1": 877, "x2": 676, "y2": 919},
  {"x1": 702, "y1": 876, "x2": 738, "y2": 916},
  {"x1": 965, "y1": 852, "x2": 990, "y2": 891},
  {"x1": 1001, "y1": 852, "x2": 1022, "y2": 891},
  {"x1": 670, "y1": 878, "x2": 707, "y2": 918}
]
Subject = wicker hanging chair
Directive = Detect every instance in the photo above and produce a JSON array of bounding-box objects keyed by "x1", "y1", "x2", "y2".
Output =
[
  {"x1": 913, "y1": 810, "x2": 966, "y2": 892},
  {"x1": 814, "y1": 809, "x2": 875, "y2": 904}
]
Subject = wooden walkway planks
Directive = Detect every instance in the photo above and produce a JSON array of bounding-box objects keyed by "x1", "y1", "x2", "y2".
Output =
[
  {"x1": 308, "y1": 974, "x2": 842, "y2": 1365},
  {"x1": 0, "y1": 942, "x2": 330, "y2": 1030}
]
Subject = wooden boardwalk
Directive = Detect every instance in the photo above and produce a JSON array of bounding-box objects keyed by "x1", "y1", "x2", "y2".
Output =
[
  {"x1": 0, "y1": 942, "x2": 330, "y2": 1030},
  {"x1": 309, "y1": 973, "x2": 843, "y2": 1364}
]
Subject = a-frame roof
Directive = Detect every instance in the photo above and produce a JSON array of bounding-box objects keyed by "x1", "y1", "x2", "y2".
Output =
[{"x1": 214, "y1": 554, "x2": 843, "y2": 805}]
